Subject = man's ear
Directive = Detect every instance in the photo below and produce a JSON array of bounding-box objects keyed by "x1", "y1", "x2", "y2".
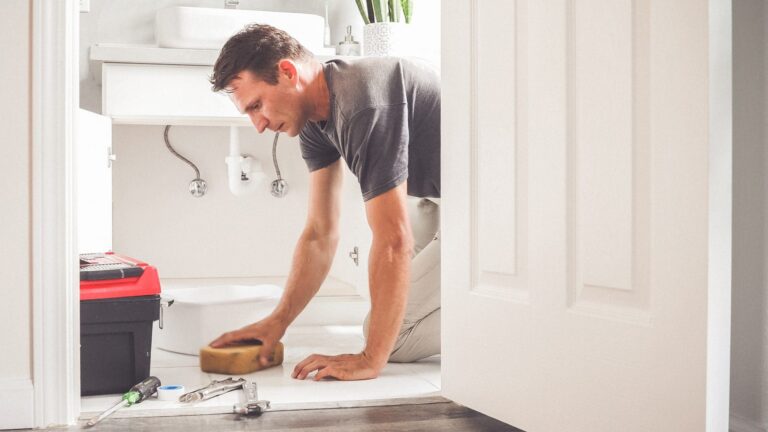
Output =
[{"x1": 277, "y1": 59, "x2": 298, "y2": 83}]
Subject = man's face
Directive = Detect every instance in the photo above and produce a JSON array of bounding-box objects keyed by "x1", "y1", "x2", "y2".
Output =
[{"x1": 228, "y1": 68, "x2": 307, "y2": 137}]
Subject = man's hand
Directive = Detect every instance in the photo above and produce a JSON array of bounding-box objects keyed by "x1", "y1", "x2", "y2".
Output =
[
  {"x1": 209, "y1": 316, "x2": 287, "y2": 366},
  {"x1": 292, "y1": 352, "x2": 386, "y2": 381}
]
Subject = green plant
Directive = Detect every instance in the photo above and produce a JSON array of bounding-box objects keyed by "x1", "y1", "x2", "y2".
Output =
[{"x1": 355, "y1": 0, "x2": 412, "y2": 24}]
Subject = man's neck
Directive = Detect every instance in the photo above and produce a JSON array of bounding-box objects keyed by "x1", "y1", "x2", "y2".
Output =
[{"x1": 300, "y1": 60, "x2": 330, "y2": 122}]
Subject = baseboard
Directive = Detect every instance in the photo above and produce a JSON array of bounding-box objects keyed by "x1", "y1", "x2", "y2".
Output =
[
  {"x1": 731, "y1": 413, "x2": 767, "y2": 432},
  {"x1": 0, "y1": 378, "x2": 33, "y2": 430}
]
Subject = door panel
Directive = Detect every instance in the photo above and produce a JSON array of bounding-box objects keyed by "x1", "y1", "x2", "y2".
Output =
[
  {"x1": 567, "y1": 0, "x2": 651, "y2": 321},
  {"x1": 474, "y1": 0, "x2": 529, "y2": 301},
  {"x1": 441, "y1": 1, "x2": 731, "y2": 431}
]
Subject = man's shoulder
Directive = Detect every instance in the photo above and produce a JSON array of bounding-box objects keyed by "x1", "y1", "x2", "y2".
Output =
[
  {"x1": 328, "y1": 57, "x2": 437, "y2": 79},
  {"x1": 327, "y1": 56, "x2": 399, "y2": 71},
  {"x1": 327, "y1": 57, "x2": 437, "y2": 120},
  {"x1": 325, "y1": 57, "x2": 401, "y2": 95}
]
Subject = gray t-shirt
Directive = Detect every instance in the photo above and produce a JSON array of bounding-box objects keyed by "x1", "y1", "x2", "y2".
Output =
[{"x1": 299, "y1": 57, "x2": 440, "y2": 201}]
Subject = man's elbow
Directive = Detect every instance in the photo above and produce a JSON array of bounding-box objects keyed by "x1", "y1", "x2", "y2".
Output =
[
  {"x1": 376, "y1": 231, "x2": 414, "y2": 259},
  {"x1": 304, "y1": 224, "x2": 340, "y2": 250}
]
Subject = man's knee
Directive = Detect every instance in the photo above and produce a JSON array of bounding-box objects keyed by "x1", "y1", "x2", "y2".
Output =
[
  {"x1": 363, "y1": 309, "x2": 441, "y2": 363},
  {"x1": 388, "y1": 308, "x2": 441, "y2": 363}
]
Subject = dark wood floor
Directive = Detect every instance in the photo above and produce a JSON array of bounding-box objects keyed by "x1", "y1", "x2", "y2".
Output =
[{"x1": 41, "y1": 402, "x2": 523, "y2": 431}]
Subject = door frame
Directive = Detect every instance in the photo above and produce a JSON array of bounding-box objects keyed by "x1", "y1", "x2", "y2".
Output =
[
  {"x1": 31, "y1": 0, "x2": 81, "y2": 427},
  {"x1": 706, "y1": 1, "x2": 733, "y2": 429}
]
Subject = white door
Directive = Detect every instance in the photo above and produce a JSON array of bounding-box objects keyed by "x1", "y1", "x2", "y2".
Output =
[
  {"x1": 441, "y1": 1, "x2": 732, "y2": 431},
  {"x1": 76, "y1": 109, "x2": 113, "y2": 254}
]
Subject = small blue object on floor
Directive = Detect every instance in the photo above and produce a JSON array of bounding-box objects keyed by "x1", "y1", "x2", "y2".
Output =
[{"x1": 157, "y1": 385, "x2": 186, "y2": 401}]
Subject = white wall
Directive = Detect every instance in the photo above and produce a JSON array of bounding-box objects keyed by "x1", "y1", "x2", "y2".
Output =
[
  {"x1": 0, "y1": 0, "x2": 33, "y2": 428},
  {"x1": 731, "y1": 1, "x2": 768, "y2": 430}
]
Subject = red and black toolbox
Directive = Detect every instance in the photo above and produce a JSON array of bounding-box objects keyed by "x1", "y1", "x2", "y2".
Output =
[{"x1": 79, "y1": 253, "x2": 161, "y2": 396}]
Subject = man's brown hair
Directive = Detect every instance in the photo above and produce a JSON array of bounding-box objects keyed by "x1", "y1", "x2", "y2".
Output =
[{"x1": 210, "y1": 24, "x2": 312, "y2": 92}]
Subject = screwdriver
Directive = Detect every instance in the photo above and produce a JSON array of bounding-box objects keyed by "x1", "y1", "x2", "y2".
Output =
[{"x1": 85, "y1": 376, "x2": 161, "y2": 427}]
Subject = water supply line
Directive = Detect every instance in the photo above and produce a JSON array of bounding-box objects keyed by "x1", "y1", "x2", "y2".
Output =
[
  {"x1": 271, "y1": 132, "x2": 288, "y2": 198},
  {"x1": 163, "y1": 125, "x2": 207, "y2": 197}
]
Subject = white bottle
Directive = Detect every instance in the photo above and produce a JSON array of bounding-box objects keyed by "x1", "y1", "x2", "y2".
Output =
[
  {"x1": 323, "y1": 1, "x2": 332, "y2": 46},
  {"x1": 337, "y1": 26, "x2": 361, "y2": 56}
]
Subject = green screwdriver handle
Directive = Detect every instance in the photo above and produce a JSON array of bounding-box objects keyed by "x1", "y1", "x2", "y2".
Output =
[
  {"x1": 84, "y1": 376, "x2": 162, "y2": 428},
  {"x1": 122, "y1": 391, "x2": 141, "y2": 405},
  {"x1": 124, "y1": 376, "x2": 161, "y2": 406}
]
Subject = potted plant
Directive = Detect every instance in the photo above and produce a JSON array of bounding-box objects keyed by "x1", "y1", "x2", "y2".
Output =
[{"x1": 355, "y1": 0, "x2": 413, "y2": 56}]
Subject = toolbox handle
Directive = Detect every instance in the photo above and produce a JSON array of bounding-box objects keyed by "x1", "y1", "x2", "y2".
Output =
[{"x1": 158, "y1": 298, "x2": 175, "y2": 330}]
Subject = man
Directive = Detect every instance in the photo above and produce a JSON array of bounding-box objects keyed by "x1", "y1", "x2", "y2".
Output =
[{"x1": 208, "y1": 24, "x2": 440, "y2": 381}]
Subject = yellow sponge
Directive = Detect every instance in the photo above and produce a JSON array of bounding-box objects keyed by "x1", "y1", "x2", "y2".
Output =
[{"x1": 199, "y1": 341, "x2": 284, "y2": 375}]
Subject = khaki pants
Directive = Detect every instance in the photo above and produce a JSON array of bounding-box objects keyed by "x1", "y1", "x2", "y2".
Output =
[{"x1": 363, "y1": 198, "x2": 441, "y2": 363}]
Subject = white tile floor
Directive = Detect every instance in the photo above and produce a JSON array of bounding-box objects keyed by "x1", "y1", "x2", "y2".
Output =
[{"x1": 79, "y1": 325, "x2": 441, "y2": 420}]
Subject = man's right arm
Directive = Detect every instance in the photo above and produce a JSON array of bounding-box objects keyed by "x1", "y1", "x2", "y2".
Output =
[
  {"x1": 209, "y1": 159, "x2": 344, "y2": 362},
  {"x1": 271, "y1": 158, "x2": 344, "y2": 326}
]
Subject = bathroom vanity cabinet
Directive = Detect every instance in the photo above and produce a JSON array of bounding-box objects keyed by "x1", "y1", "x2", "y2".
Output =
[
  {"x1": 92, "y1": 44, "x2": 337, "y2": 126},
  {"x1": 102, "y1": 63, "x2": 249, "y2": 126},
  {"x1": 94, "y1": 45, "x2": 248, "y2": 126}
]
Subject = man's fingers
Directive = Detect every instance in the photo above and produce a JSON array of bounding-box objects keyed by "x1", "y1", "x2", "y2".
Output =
[
  {"x1": 296, "y1": 360, "x2": 324, "y2": 380},
  {"x1": 292, "y1": 356, "x2": 309, "y2": 378},
  {"x1": 292, "y1": 355, "x2": 319, "y2": 378},
  {"x1": 314, "y1": 367, "x2": 338, "y2": 381},
  {"x1": 210, "y1": 330, "x2": 261, "y2": 348},
  {"x1": 210, "y1": 331, "x2": 238, "y2": 348},
  {"x1": 290, "y1": 353, "x2": 380, "y2": 381},
  {"x1": 293, "y1": 355, "x2": 328, "y2": 380}
]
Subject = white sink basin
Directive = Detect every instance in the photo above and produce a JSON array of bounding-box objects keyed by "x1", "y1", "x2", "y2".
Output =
[{"x1": 156, "y1": 6, "x2": 329, "y2": 53}]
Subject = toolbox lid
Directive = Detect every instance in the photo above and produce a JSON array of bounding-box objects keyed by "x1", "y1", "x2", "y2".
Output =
[{"x1": 80, "y1": 253, "x2": 161, "y2": 300}]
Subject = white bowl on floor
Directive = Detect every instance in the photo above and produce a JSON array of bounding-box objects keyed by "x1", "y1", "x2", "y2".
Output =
[{"x1": 155, "y1": 284, "x2": 282, "y2": 355}]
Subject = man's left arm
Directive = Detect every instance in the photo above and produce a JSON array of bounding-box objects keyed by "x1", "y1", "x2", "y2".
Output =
[
  {"x1": 359, "y1": 181, "x2": 413, "y2": 368},
  {"x1": 292, "y1": 182, "x2": 412, "y2": 380}
]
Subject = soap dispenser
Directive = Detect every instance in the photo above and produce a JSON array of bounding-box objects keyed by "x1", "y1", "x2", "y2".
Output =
[{"x1": 337, "y1": 26, "x2": 361, "y2": 56}]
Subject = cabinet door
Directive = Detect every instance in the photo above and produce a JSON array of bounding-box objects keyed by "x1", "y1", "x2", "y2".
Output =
[{"x1": 76, "y1": 109, "x2": 113, "y2": 254}]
